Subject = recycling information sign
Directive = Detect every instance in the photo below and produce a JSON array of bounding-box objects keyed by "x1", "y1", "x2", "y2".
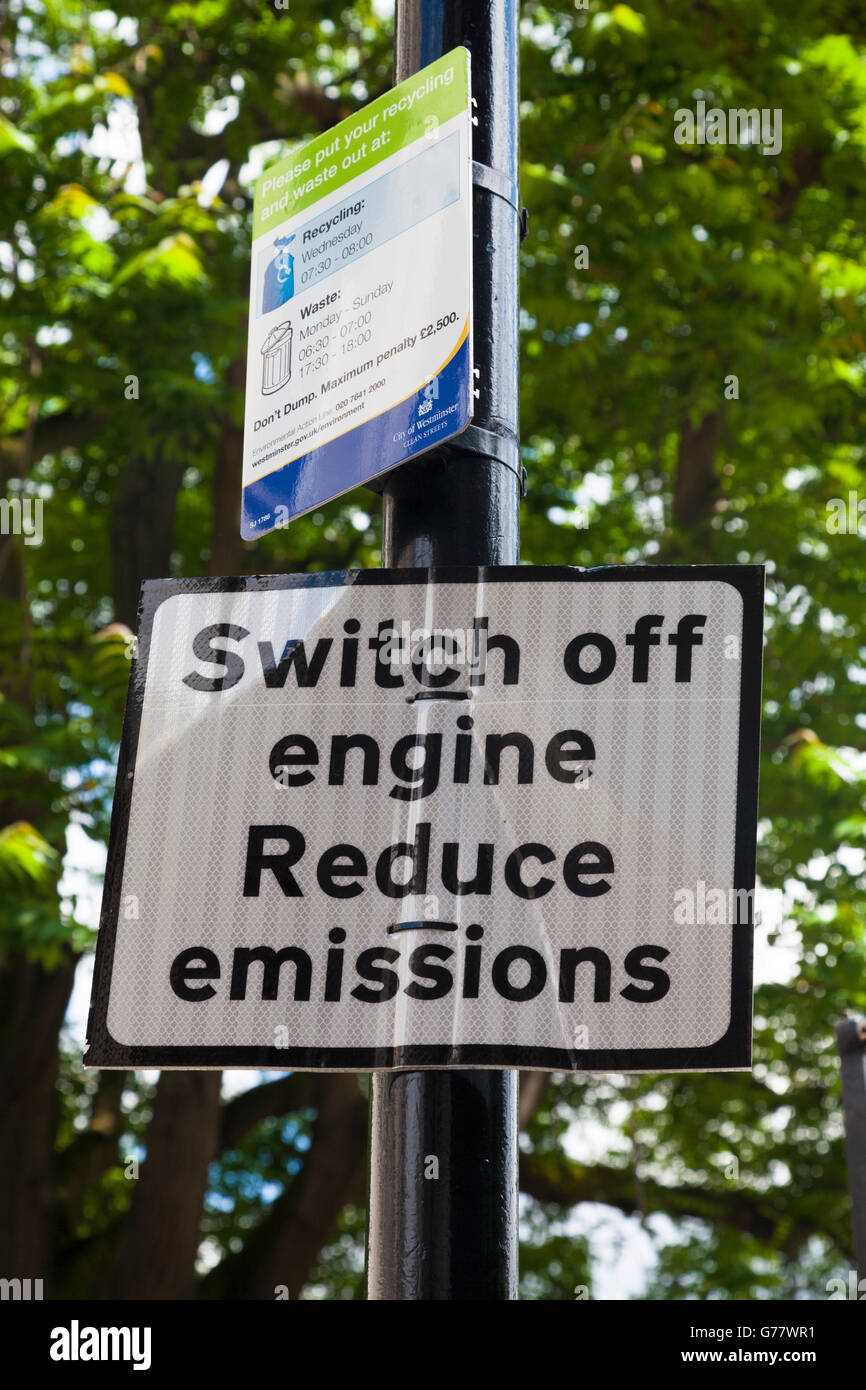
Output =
[
  {"x1": 241, "y1": 49, "x2": 474, "y2": 539},
  {"x1": 86, "y1": 566, "x2": 763, "y2": 1073}
]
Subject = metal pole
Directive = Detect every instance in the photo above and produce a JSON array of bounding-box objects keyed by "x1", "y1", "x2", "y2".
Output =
[
  {"x1": 366, "y1": 0, "x2": 521, "y2": 1300},
  {"x1": 836, "y1": 1015, "x2": 866, "y2": 1287}
]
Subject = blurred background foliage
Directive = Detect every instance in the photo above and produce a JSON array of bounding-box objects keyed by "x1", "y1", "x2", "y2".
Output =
[{"x1": 1, "y1": 0, "x2": 865, "y2": 1300}]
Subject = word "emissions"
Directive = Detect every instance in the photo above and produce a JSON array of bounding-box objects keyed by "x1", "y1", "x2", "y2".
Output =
[{"x1": 170, "y1": 927, "x2": 671, "y2": 1006}]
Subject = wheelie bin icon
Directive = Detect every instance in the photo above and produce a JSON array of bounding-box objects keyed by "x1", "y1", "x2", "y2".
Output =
[{"x1": 261, "y1": 321, "x2": 293, "y2": 395}]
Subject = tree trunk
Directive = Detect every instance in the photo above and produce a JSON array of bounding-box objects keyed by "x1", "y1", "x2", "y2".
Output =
[
  {"x1": 199, "y1": 1075, "x2": 367, "y2": 1299},
  {"x1": 0, "y1": 948, "x2": 77, "y2": 1291},
  {"x1": 109, "y1": 1070, "x2": 223, "y2": 1299},
  {"x1": 110, "y1": 454, "x2": 186, "y2": 626},
  {"x1": 519, "y1": 1071, "x2": 549, "y2": 1129},
  {"x1": 672, "y1": 410, "x2": 723, "y2": 528}
]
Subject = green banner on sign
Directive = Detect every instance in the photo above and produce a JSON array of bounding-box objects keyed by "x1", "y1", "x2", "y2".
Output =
[{"x1": 253, "y1": 49, "x2": 470, "y2": 238}]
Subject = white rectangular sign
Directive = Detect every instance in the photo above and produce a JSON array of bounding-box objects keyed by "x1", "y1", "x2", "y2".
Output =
[
  {"x1": 85, "y1": 567, "x2": 763, "y2": 1072},
  {"x1": 241, "y1": 48, "x2": 473, "y2": 537}
]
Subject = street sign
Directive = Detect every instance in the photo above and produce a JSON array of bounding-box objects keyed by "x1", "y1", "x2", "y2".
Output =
[
  {"x1": 85, "y1": 565, "x2": 763, "y2": 1072},
  {"x1": 241, "y1": 48, "x2": 474, "y2": 539}
]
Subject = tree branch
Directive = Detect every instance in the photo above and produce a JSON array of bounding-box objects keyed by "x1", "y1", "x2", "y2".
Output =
[
  {"x1": 199, "y1": 1075, "x2": 367, "y2": 1299},
  {"x1": 672, "y1": 409, "x2": 723, "y2": 528},
  {"x1": 519, "y1": 1153, "x2": 846, "y2": 1258},
  {"x1": 218, "y1": 1074, "x2": 321, "y2": 1153},
  {"x1": 0, "y1": 413, "x2": 104, "y2": 483}
]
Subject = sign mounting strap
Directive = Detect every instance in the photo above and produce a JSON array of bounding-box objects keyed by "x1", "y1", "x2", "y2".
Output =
[
  {"x1": 471, "y1": 160, "x2": 528, "y2": 240},
  {"x1": 460, "y1": 159, "x2": 527, "y2": 488},
  {"x1": 440, "y1": 422, "x2": 527, "y2": 497}
]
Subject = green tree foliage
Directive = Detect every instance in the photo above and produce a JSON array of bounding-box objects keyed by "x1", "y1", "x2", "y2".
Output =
[{"x1": 1, "y1": 0, "x2": 865, "y2": 1299}]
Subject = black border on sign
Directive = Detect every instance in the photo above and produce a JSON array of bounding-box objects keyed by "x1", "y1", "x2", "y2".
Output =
[{"x1": 84, "y1": 565, "x2": 764, "y2": 1073}]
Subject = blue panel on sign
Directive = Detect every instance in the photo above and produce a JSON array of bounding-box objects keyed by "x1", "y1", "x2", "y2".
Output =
[{"x1": 241, "y1": 333, "x2": 470, "y2": 539}]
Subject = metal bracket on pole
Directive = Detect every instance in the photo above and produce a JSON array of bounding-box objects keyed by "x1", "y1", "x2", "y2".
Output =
[
  {"x1": 414, "y1": 160, "x2": 527, "y2": 496},
  {"x1": 365, "y1": 424, "x2": 526, "y2": 498},
  {"x1": 440, "y1": 422, "x2": 527, "y2": 497},
  {"x1": 471, "y1": 160, "x2": 528, "y2": 240}
]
